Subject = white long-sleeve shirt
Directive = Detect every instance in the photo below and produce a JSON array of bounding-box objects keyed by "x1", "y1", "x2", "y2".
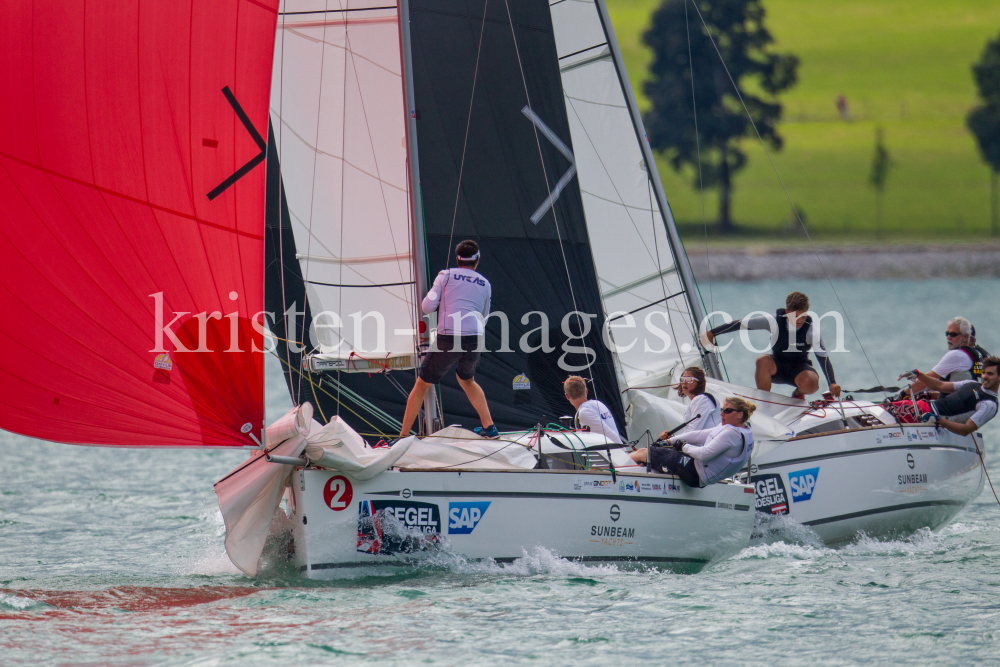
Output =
[
  {"x1": 675, "y1": 423, "x2": 753, "y2": 485},
  {"x1": 422, "y1": 268, "x2": 492, "y2": 336},
  {"x1": 679, "y1": 393, "x2": 721, "y2": 433},
  {"x1": 575, "y1": 399, "x2": 622, "y2": 444}
]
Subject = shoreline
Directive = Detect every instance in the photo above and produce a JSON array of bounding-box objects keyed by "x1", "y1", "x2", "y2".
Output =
[{"x1": 684, "y1": 242, "x2": 1000, "y2": 281}]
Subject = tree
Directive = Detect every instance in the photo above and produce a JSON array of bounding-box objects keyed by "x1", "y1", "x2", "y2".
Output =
[
  {"x1": 869, "y1": 125, "x2": 892, "y2": 237},
  {"x1": 643, "y1": 0, "x2": 798, "y2": 232},
  {"x1": 967, "y1": 33, "x2": 1000, "y2": 237}
]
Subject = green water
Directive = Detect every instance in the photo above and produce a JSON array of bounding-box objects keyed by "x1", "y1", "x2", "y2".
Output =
[{"x1": 2, "y1": 279, "x2": 998, "y2": 665}]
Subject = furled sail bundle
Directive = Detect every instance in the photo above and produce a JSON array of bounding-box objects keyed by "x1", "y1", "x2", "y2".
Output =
[{"x1": 0, "y1": 1, "x2": 279, "y2": 446}]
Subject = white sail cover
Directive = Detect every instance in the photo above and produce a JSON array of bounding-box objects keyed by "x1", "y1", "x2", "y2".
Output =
[
  {"x1": 548, "y1": 0, "x2": 701, "y2": 388},
  {"x1": 271, "y1": 0, "x2": 417, "y2": 360}
]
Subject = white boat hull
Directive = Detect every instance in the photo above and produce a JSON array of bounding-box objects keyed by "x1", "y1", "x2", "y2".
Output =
[
  {"x1": 750, "y1": 424, "x2": 985, "y2": 545},
  {"x1": 288, "y1": 469, "x2": 756, "y2": 578}
]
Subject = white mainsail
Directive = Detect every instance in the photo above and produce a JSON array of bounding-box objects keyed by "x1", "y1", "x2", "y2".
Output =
[
  {"x1": 270, "y1": 0, "x2": 417, "y2": 368},
  {"x1": 548, "y1": 0, "x2": 704, "y2": 390}
]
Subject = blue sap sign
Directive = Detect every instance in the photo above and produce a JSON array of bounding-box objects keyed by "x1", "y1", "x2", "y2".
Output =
[
  {"x1": 448, "y1": 501, "x2": 491, "y2": 534},
  {"x1": 788, "y1": 468, "x2": 820, "y2": 502}
]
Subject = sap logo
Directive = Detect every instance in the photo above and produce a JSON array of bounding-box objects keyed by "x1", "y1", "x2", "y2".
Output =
[
  {"x1": 448, "y1": 501, "x2": 491, "y2": 534},
  {"x1": 788, "y1": 468, "x2": 820, "y2": 502}
]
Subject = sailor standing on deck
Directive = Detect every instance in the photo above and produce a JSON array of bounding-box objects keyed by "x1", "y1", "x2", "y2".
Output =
[{"x1": 398, "y1": 240, "x2": 498, "y2": 439}]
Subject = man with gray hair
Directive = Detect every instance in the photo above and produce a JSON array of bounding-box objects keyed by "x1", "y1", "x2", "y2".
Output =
[{"x1": 908, "y1": 316, "x2": 983, "y2": 395}]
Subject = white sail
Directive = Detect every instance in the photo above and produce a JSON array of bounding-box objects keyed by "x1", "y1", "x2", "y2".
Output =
[
  {"x1": 548, "y1": 0, "x2": 702, "y2": 388},
  {"x1": 270, "y1": 0, "x2": 416, "y2": 366}
]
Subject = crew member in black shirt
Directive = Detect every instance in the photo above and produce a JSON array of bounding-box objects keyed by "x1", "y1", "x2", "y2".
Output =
[{"x1": 701, "y1": 291, "x2": 840, "y2": 400}]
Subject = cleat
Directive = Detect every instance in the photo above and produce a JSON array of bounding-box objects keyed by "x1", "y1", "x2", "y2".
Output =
[{"x1": 474, "y1": 424, "x2": 500, "y2": 439}]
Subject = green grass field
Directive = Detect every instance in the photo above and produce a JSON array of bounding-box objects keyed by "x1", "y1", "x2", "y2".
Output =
[{"x1": 605, "y1": 0, "x2": 1000, "y2": 239}]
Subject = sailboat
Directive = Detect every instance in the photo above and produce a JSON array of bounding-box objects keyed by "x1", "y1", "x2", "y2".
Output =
[
  {"x1": 0, "y1": 0, "x2": 755, "y2": 577},
  {"x1": 630, "y1": 379, "x2": 985, "y2": 545}
]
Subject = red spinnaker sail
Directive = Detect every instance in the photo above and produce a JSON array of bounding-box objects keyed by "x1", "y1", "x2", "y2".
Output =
[{"x1": 0, "y1": 1, "x2": 278, "y2": 447}]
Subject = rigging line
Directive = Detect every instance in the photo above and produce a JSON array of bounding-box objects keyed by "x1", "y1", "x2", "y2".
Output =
[
  {"x1": 297, "y1": 0, "x2": 333, "y2": 406},
  {"x1": 277, "y1": 4, "x2": 295, "y2": 404},
  {"x1": 646, "y1": 173, "x2": 692, "y2": 373},
  {"x1": 320, "y1": 375, "x2": 404, "y2": 431},
  {"x1": 336, "y1": 0, "x2": 350, "y2": 419},
  {"x1": 688, "y1": 1, "x2": 886, "y2": 397},
  {"x1": 563, "y1": 98, "x2": 659, "y2": 268},
  {"x1": 501, "y1": 0, "x2": 597, "y2": 393},
  {"x1": 685, "y1": 0, "x2": 726, "y2": 382},
  {"x1": 280, "y1": 6, "x2": 398, "y2": 16},
  {"x1": 685, "y1": 0, "x2": 715, "y2": 333},
  {"x1": 269, "y1": 115, "x2": 407, "y2": 191},
  {"x1": 269, "y1": 349, "x2": 392, "y2": 435},
  {"x1": 309, "y1": 370, "x2": 329, "y2": 423},
  {"x1": 344, "y1": 22, "x2": 411, "y2": 299},
  {"x1": 446, "y1": 0, "x2": 491, "y2": 272}
]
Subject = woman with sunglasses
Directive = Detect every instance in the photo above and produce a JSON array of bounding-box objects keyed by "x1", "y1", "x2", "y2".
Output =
[
  {"x1": 657, "y1": 367, "x2": 720, "y2": 439},
  {"x1": 629, "y1": 397, "x2": 756, "y2": 488}
]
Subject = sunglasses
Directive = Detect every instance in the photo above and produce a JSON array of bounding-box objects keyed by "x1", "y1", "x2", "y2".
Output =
[
  {"x1": 679, "y1": 377, "x2": 697, "y2": 384},
  {"x1": 721, "y1": 407, "x2": 743, "y2": 415},
  {"x1": 945, "y1": 331, "x2": 961, "y2": 338}
]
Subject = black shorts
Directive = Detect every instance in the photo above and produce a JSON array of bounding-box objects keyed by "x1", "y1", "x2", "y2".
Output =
[
  {"x1": 648, "y1": 446, "x2": 703, "y2": 488},
  {"x1": 418, "y1": 335, "x2": 482, "y2": 384},
  {"x1": 770, "y1": 356, "x2": 816, "y2": 386}
]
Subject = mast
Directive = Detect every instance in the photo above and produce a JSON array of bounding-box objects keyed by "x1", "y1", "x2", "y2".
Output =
[
  {"x1": 592, "y1": 0, "x2": 722, "y2": 380},
  {"x1": 399, "y1": 0, "x2": 441, "y2": 434}
]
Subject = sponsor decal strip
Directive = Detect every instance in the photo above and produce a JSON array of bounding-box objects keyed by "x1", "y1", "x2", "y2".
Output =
[
  {"x1": 754, "y1": 444, "x2": 976, "y2": 471},
  {"x1": 408, "y1": 490, "x2": 720, "y2": 508},
  {"x1": 306, "y1": 555, "x2": 710, "y2": 570},
  {"x1": 363, "y1": 490, "x2": 749, "y2": 511},
  {"x1": 802, "y1": 499, "x2": 966, "y2": 526}
]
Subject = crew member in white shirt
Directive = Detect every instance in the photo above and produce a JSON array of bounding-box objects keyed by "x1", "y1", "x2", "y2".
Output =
[
  {"x1": 656, "y1": 367, "x2": 720, "y2": 439},
  {"x1": 909, "y1": 316, "x2": 980, "y2": 394},
  {"x1": 901, "y1": 357, "x2": 1000, "y2": 436},
  {"x1": 399, "y1": 240, "x2": 497, "y2": 438},
  {"x1": 563, "y1": 376, "x2": 622, "y2": 444},
  {"x1": 630, "y1": 397, "x2": 755, "y2": 488}
]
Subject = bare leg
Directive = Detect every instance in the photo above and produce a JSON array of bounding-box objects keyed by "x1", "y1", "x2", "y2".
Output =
[
  {"x1": 399, "y1": 378, "x2": 432, "y2": 437},
  {"x1": 755, "y1": 355, "x2": 777, "y2": 391},
  {"x1": 629, "y1": 449, "x2": 648, "y2": 464},
  {"x1": 794, "y1": 370, "x2": 820, "y2": 398},
  {"x1": 457, "y1": 375, "x2": 493, "y2": 428}
]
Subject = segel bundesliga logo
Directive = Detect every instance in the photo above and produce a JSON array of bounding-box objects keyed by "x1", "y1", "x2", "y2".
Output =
[
  {"x1": 357, "y1": 500, "x2": 441, "y2": 555},
  {"x1": 788, "y1": 467, "x2": 820, "y2": 502},
  {"x1": 751, "y1": 474, "x2": 788, "y2": 515},
  {"x1": 448, "y1": 501, "x2": 491, "y2": 534}
]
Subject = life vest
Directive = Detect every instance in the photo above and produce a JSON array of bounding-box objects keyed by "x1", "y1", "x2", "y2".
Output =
[
  {"x1": 947, "y1": 345, "x2": 985, "y2": 382},
  {"x1": 701, "y1": 425, "x2": 755, "y2": 485},
  {"x1": 771, "y1": 308, "x2": 812, "y2": 364},
  {"x1": 932, "y1": 381, "x2": 997, "y2": 417}
]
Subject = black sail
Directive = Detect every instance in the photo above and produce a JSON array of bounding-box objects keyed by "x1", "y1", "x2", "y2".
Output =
[{"x1": 408, "y1": 0, "x2": 625, "y2": 432}]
